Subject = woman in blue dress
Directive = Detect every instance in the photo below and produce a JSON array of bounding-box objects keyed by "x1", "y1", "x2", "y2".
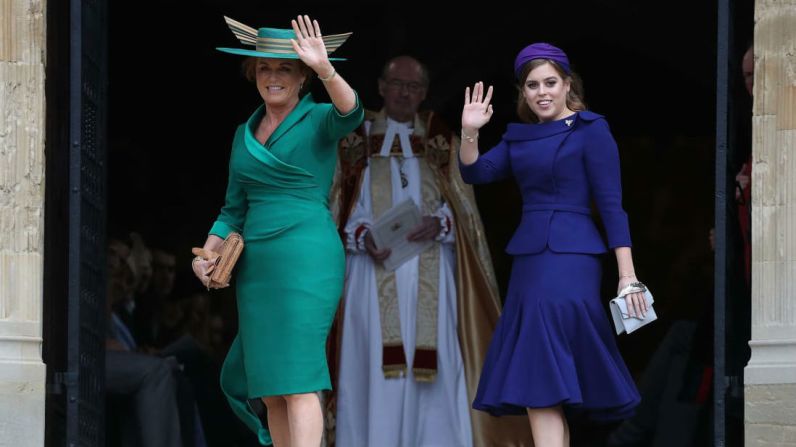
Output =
[{"x1": 458, "y1": 43, "x2": 648, "y2": 446}]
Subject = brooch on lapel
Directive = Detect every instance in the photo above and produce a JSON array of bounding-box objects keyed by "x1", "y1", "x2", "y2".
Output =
[{"x1": 565, "y1": 119, "x2": 573, "y2": 127}]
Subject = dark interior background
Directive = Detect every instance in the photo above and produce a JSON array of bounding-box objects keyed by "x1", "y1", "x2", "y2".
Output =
[{"x1": 105, "y1": 0, "x2": 753, "y2": 389}]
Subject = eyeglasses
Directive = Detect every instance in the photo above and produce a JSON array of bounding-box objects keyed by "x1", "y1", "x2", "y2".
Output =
[{"x1": 383, "y1": 78, "x2": 426, "y2": 94}]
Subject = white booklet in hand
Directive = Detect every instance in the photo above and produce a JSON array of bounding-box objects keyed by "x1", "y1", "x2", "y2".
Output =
[{"x1": 370, "y1": 199, "x2": 433, "y2": 272}]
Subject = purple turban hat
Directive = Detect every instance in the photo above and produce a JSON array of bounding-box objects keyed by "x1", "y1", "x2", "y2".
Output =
[{"x1": 514, "y1": 43, "x2": 571, "y2": 79}]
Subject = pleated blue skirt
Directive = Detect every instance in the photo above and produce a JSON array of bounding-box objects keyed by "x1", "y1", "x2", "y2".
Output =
[{"x1": 473, "y1": 248, "x2": 640, "y2": 421}]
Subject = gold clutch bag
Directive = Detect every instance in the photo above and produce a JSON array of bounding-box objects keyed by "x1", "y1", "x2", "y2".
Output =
[{"x1": 192, "y1": 232, "x2": 244, "y2": 289}]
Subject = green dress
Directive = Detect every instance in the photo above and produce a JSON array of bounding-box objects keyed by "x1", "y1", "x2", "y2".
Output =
[{"x1": 209, "y1": 93, "x2": 363, "y2": 445}]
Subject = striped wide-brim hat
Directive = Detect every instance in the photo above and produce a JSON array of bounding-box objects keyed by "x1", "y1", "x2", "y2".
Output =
[{"x1": 216, "y1": 16, "x2": 352, "y2": 61}]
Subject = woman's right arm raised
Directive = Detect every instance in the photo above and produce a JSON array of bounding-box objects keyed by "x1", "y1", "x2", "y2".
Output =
[
  {"x1": 459, "y1": 81, "x2": 494, "y2": 165},
  {"x1": 458, "y1": 82, "x2": 512, "y2": 185}
]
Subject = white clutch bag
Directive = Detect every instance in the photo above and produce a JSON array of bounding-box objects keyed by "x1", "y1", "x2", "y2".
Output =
[{"x1": 610, "y1": 283, "x2": 657, "y2": 335}]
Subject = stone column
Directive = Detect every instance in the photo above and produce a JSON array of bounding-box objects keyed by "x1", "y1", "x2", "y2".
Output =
[
  {"x1": 0, "y1": 0, "x2": 47, "y2": 446},
  {"x1": 745, "y1": 0, "x2": 796, "y2": 445}
]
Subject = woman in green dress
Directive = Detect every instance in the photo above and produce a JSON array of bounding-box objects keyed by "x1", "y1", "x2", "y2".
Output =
[{"x1": 191, "y1": 15, "x2": 363, "y2": 446}]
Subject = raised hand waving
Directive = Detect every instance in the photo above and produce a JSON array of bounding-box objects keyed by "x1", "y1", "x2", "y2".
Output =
[
  {"x1": 461, "y1": 81, "x2": 494, "y2": 131},
  {"x1": 290, "y1": 15, "x2": 329, "y2": 72}
]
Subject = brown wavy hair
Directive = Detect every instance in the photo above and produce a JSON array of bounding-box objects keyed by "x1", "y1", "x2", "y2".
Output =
[
  {"x1": 515, "y1": 59, "x2": 586, "y2": 123},
  {"x1": 241, "y1": 57, "x2": 315, "y2": 97}
]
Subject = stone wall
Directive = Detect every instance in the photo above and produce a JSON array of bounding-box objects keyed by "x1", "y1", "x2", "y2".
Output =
[
  {"x1": 746, "y1": 0, "x2": 796, "y2": 445},
  {"x1": 0, "y1": 0, "x2": 47, "y2": 446}
]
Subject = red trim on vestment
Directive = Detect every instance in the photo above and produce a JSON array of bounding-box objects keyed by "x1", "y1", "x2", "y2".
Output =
[
  {"x1": 412, "y1": 348, "x2": 438, "y2": 371},
  {"x1": 383, "y1": 345, "x2": 407, "y2": 367}
]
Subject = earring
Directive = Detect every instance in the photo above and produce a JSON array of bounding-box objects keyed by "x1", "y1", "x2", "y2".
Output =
[{"x1": 299, "y1": 82, "x2": 304, "y2": 90}]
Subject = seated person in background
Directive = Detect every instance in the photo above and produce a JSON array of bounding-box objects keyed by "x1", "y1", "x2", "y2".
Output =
[{"x1": 105, "y1": 238, "x2": 184, "y2": 447}]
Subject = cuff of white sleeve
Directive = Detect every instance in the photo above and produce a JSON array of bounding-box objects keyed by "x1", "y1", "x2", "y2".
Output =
[
  {"x1": 354, "y1": 224, "x2": 370, "y2": 251},
  {"x1": 433, "y1": 215, "x2": 452, "y2": 242}
]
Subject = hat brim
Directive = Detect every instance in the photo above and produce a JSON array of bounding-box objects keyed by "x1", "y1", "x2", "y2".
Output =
[{"x1": 216, "y1": 47, "x2": 347, "y2": 61}]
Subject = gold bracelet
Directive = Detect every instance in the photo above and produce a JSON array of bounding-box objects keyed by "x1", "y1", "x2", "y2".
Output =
[
  {"x1": 461, "y1": 129, "x2": 479, "y2": 143},
  {"x1": 319, "y1": 68, "x2": 336, "y2": 82}
]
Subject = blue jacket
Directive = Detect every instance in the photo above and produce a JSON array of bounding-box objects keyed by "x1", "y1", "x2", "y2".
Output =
[{"x1": 460, "y1": 111, "x2": 631, "y2": 255}]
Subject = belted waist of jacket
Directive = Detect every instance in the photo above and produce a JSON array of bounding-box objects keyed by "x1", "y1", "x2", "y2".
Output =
[
  {"x1": 507, "y1": 201, "x2": 625, "y2": 255},
  {"x1": 522, "y1": 203, "x2": 592, "y2": 215}
]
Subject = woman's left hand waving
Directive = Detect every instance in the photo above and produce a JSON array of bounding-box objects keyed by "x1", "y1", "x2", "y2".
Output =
[{"x1": 290, "y1": 15, "x2": 332, "y2": 74}]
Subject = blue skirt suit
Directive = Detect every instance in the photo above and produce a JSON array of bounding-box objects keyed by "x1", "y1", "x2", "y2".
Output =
[{"x1": 459, "y1": 111, "x2": 640, "y2": 420}]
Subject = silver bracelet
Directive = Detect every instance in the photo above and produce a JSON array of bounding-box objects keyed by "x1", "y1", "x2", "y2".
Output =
[{"x1": 628, "y1": 281, "x2": 647, "y2": 291}]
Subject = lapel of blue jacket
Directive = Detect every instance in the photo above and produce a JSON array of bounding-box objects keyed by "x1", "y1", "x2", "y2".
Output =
[{"x1": 502, "y1": 110, "x2": 604, "y2": 142}]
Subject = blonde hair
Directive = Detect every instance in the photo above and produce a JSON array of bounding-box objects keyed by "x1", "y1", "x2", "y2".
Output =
[
  {"x1": 515, "y1": 59, "x2": 586, "y2": 123},
  {"x1": 241, "y1": 57, "x2": 315, "y2": 96}
]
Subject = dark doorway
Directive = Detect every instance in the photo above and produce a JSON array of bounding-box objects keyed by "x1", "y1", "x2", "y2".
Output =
[
  {"x1": 43, "y1": 0, "x2": 754, "y2": 445},
  {"x1": 43, "y1": 0, "x2": 72, "y2": 442},
  {"x1": 44, "y1": 0, "x2": 109, "y2": 446}
]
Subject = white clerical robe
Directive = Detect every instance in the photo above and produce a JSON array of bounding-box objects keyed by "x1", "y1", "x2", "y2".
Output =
[{"x1": 335, "y1": 119, "x2": 473, "y2": 447}]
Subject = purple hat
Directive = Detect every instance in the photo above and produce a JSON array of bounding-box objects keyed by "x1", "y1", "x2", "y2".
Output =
[{"x1": 514, "y1": 43, "x2": 571, "y2": 79}]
